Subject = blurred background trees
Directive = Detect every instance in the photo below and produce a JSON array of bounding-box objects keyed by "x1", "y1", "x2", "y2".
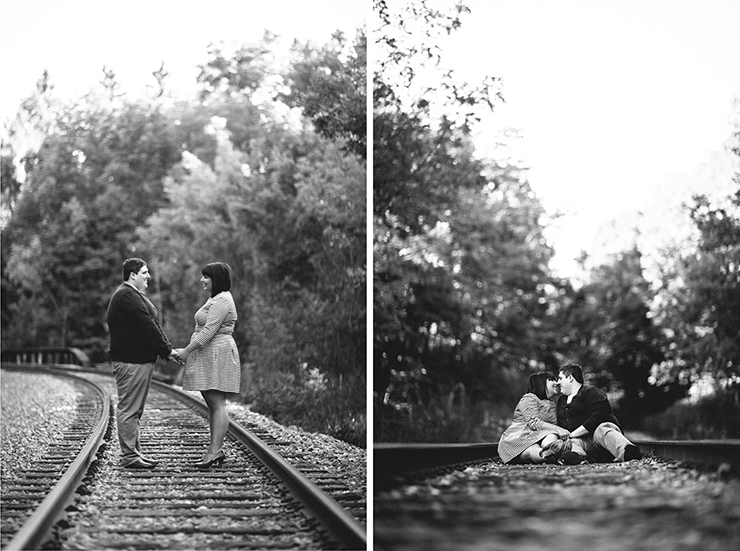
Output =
[
  {"x1": 3, "y1": 0, "x2": 738, "y2": 447},
  {"x1": 1, "y1": 29, "x2": 367, "y2": 447},
  {"x1": 373, "y1": 0, "x2": 739, "y2": 442}
]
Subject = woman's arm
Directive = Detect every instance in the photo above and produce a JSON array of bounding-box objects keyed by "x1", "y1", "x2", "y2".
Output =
[
  {"x1": 517, "y1": 394, "x2": 547, "y2": 430},
  {"x1": 539, "y1": 420, "x2": 570, "y2": 436},
  {"x1": 177, "y1": 295, "x2": 232, "y2": 359}
]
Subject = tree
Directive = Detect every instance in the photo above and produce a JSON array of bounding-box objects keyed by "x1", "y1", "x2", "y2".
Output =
[
  {"x1": 281, "y1": 29, "x2": 367, "y2": 159},
  {"x1": 1, "y1": 29, "x2": 368, "y2": 445},
  {"x1": 652, "y1": 99, "x2": 740, "y2": 392},
  {"x1": 568, "y1": 247, "x2": 688, "y2": 427},
  {"x1": 196, "y1": 32, "x2": 278, "y2": 100},
  {"x1": 373, "y1": 1, "x2": 576, "y2": 442},
  {"x1": 2, "y1": 100, "x2": 180, "y2": 357}
]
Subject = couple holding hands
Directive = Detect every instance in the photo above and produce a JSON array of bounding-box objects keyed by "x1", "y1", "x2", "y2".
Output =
[
  {"x1": 498, "y1": 365, "x2": 643, "y2": 465},
  {"x1": 106, "y1": 258, "x2": 240, "y2": 470}
]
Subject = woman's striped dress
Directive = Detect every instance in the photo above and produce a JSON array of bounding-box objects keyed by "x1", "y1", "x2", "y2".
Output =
[
  {"x1": 497, "y1": 392, "x2": 569, "y2": 463},
  {"x1": 182, "y1": 291, "x2": 241, "y2": 393}
]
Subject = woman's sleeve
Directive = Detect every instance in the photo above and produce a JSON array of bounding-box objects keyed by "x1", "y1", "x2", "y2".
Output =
[
  {"x1": 191, "y1": 295, "x2": 231, "y2": 349},
  {"x1": 518, "y1": 394, "x2": 545, "y2": 431}
]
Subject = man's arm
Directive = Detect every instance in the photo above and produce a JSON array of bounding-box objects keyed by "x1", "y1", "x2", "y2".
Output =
[
  {"x1": 122, "y1": 290, "x2": 172, "y2": 359},
  {"x1": 575, "y1": 386, "x2": 614, "y2": 435},
  {"x1": 568, "y1": 425, "x2": 590, "y2": 438}
]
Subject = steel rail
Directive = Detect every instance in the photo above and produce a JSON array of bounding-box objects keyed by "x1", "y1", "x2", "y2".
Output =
[
  {"x1": 1, "y1": 363, "x2": 366, "y2": 550},
  {"x1": 153, "y1": 380, "x2": 367, "y2": 550},
  {"x1": 375, "y1": 439, "x2": 740, "y2": 481},
  {"x1": 632, "y1": 438, "x2": 740, "y2": 470},
  {"x1": 2, "y1": 365, "x2": 111, "y2": 551},
  {"x1": 374, "y1": 443, "x2": 498, "y2": 478}
]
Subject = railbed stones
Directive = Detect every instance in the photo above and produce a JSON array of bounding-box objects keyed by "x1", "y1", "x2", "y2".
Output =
[{"x1": 375, "y1": 457, "x2": 740, "y2": 551}]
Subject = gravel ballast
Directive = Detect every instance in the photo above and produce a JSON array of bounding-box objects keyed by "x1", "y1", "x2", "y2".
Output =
[
  {"x1": 1, "y1": 371, "x2": 80, "y2": 481},
  {"x1": 1, "y1": 370, "x2": 367, "y2": 512}
]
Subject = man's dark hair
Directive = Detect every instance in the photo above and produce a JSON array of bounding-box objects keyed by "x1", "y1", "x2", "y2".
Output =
[
  {"x1": 559, "y1": 363, "x2": 584, "y2": 384},
  {"x1": 122, "y1": 258, "x2": 147, "y2": 282},
  {"x1": 202, "y1": 262, "x2": 232, "y2": 297},
  {"x1": 527, "y1": 371, "x2": 558, "y2": 400}
]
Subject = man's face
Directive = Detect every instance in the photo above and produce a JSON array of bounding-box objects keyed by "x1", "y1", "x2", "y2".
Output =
[
  {"x1": 130, "y1": 265, "x2": 150, "y2": 292},
  {"x1": 558, "y1": 373, "x2": 574, "y2": 396}
]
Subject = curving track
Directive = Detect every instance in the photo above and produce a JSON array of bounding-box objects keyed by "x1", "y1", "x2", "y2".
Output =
[
  {"x1": 1, "y1": 364, "x2": 366, "y2": 550},
  {"x1": 1, "y1": 368, "x2": 109, "y2": 550}
]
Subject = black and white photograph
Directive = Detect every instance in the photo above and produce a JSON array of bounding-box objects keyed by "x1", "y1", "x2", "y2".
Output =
[
  {"x1": 372, "y1": 1, "x2": 739, "y2": 550},
  {"x1": 2, "y1": 0, "x2": 740, "y2": 550},
  {"x1": 1, "y1": 1, "x2": 366, "y2": 549}
]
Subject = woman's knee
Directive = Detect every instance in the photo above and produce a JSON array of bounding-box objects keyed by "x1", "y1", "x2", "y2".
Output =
[
  {"x1": 540, "y1": 433, "x2": 558, "y2": 448},
  {"x1": 202, "y1": 390, "x2": 227, "y2": 409}
]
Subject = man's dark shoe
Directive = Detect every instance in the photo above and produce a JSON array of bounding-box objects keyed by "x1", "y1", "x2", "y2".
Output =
[
  {"x1": 124, "y1": 458, "x2": 156, "y2": 469},
  {"x1": 623, "y1": 444, "x2": 642, "y2": 461},
  {"x1": 138, "y1": 455, "x2": 159, "y2": 466}
]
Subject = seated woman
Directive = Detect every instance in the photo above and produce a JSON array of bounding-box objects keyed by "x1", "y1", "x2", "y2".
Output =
[{"x1": 497, "y1": 372, "x2": 572, "y2": 464}]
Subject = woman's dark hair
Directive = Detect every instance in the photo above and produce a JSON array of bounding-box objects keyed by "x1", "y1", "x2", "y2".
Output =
[
  {"x1": 526, "y1": 371, "x2": 558, "y2": 400},
  {"x1": 559, "y1": 363, "x2": 584, "y2": 384},
  {"x1": 202, "y1": 262, "x2": 232, "y2": 297},
  {"x1": 122, "y1": 258, "x2": 147, "y2": 282}
]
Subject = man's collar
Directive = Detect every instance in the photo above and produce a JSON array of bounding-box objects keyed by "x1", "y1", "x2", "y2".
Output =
[{"x1": 123, "y1": 281, "x2": 143, "y2": 294}]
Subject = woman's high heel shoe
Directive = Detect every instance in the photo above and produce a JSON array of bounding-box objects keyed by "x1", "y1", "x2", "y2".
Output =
[{"x1": 193, "y1": 450, "x2": 226, "y2": 469}]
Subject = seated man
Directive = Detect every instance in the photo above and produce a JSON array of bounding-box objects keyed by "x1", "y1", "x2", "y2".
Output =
[{"x1": 556, "y1": 363, "x2": 642, "y2": 463}]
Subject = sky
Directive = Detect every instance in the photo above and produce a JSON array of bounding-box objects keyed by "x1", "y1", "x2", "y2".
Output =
[
  {"x1": 0, "y1": 0, "x2": 366, "y2": 117},
  {"x1": 443, "y1": 0, "x2": 740, "y2": 278},
  {"x1": 2, "y1": 0, "x2": 739, "y2": 280}
]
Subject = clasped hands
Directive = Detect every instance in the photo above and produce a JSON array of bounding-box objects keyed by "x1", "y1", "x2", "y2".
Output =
[{"x1": 168, "y1": 348, "x2": 189, "y2": 366}]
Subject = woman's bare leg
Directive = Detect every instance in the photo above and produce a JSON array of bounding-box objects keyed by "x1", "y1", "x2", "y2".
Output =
[
  {"x1": 540, "y1": 433, "x2": 559, "y2": 449},
  {"x1": 201, "y1": 390, "x2": 229, "y2": 455},
  {"x1": 523, "y1": 444, "x2": 546, "y2": 463}
]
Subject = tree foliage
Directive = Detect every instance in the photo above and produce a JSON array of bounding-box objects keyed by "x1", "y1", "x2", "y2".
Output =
[
  {"x1": 1, "y1": 30, "x2": 367, "y2": 446},
  {"x1": 281, "y1": 30, "x2": 367, "y2": 158},
  {"x1": 560, "y1": 248, "x2": 689, "y2": 428},
  {"x1": 3, "y1": 101, "x2": 179, "y2": 353},
  {"x1": 372, "y1": 0, "x2": 703, "y2": 442},
  {"x1": 373, "y1": 0, "x2": 566, "y2": 441},
  {"x1": 652, "y1": 127, "x2": 740, "y2": 391}
]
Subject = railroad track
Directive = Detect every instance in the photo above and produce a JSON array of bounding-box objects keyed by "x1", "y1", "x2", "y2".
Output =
[
  {"x1": 374, "y1": 438, "x2": 740, "y2": 486},
  {"x1": 374, "y1": 441, "x2": 740, "y2": 551},
  {"x1": 1, "y1": 368, "x2": 109, "y2": 550},
  {"x1": 1, "y1": 364, "x2": 366, "y2": 550}
]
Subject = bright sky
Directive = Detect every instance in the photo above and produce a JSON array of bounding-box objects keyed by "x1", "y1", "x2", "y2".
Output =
[
  {"x1": 0, "y1": 0, "x2": 365, "y2": 118},
  {"x1": 3, "y1": 0, "x2": 739, "y2": 280},
  {"x1": 443, "y1": 0, "x2": 740, "y2": 278}
]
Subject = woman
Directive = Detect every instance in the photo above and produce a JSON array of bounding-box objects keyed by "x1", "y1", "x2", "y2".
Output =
[
  {"x1": 497, "y1": 372, "x2": 572, "y2": 464},
  {"x1": 174, "y1": 262, "x2": 240, "y2": 469}
]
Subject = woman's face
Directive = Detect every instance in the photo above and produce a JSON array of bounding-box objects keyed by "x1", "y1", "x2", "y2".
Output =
[
  {"x1": 200, "y1": 274, "x2": 212, "y2": 294},
  {"x1": 545, "y1": 379, "x2": 559, "y2": 398}
]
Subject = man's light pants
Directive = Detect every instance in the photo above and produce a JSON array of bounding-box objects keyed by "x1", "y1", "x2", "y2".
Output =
[
  {"x1": 573, "y1": 422, "x2": 635, "y2": 462},
  {"x1": 112, "y1": 361, "x2": 154, "y2": 466}
]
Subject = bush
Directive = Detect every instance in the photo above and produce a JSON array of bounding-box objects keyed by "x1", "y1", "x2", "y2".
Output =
[
  {"x1": 374, "y1": 394, "x2": 508, "y2": 443},
  {"x1": 641, "y1": 387, "x2": 740, "y2": 439},
  {"x1": 243, "y1": 364, "x2": 366, "y2": 448}
]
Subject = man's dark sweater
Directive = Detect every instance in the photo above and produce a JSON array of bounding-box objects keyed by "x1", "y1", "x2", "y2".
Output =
[
  {"x1": 556, "y1": 384, "x2": 622, "y2": 434},
  {"x1": 107, "y1": 283, "x2": 172, "y2": 364}
]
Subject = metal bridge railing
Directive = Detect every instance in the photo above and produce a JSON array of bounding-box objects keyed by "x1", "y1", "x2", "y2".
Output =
[{"x1": 0, "y1": 347, "x2": 91, "y2": 367}]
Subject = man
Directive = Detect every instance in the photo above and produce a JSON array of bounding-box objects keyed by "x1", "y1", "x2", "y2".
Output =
[
  {"x1": 107, "y1": 258, "x2": 178, "y2": 469},
  {"x1": 556, "y1": 363, "x2": 642, "y2": 463}
]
